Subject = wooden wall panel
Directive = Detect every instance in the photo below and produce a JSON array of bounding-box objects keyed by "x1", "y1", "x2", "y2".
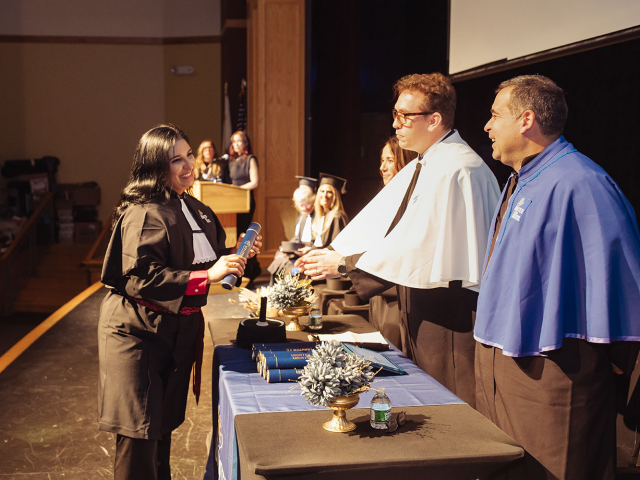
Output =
[
  {"x1": 247, "y1": 0, "x2": 305, "y2": 256},
  {"x1": 265, "y1": 197, "x2": 298, "y2": 252}
]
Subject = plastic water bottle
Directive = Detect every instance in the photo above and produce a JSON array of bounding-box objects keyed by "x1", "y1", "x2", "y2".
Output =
[
  {"x1": 370, "y1": 388, "x2": 391, "y2": 429},
  {"x1": 308, "y1": 304, "x2": 322, "y2": 330}
]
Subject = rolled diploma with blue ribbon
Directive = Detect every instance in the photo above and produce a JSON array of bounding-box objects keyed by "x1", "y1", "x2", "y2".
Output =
[
  {"x1": 252, "y1": 342, "x2": 316, "y2": 361},
  {"x1": 263, "y1": 351, "x2": 311, "y2": 370},
  {"x1": 267, "y1": 368, "x2": 304, "y2": 383},
  {"x1": 221, "y1": 222, "x2": 261, "y2": 290}
]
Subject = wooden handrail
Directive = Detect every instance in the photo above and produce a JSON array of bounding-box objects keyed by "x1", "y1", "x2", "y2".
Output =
[
  {"x1": 82, "y1": 219, "x2": 112, "y2": 265},
  {"x1": 0, "y1": 192, "x2": 54, "y2": 263}
]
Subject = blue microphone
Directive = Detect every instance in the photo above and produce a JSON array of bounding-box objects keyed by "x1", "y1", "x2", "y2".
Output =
[{"x1": 221, "y1": 222, "x2": 261, "y2": 290}]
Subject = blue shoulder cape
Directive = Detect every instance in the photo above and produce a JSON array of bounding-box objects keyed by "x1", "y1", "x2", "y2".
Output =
[{"x1": 474, "y1": 136, "x2": 640, "y2": 357}]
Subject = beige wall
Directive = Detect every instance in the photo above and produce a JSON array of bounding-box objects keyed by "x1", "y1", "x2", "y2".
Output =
[
  {"x1": 0, "y1": 40, "x2": 221, "y2": 222},
  {"x1": 163, "y1": 0, "x2": 221, "y2": 37},
  {"x1": 0, "y1": 42, "x2": 165, "y2": 221},
  {"x1": 0, "y1": 0, "x2": 221, "y2": 37},
  {"x1": 164, "y1": 43, "x2": 222, "y2": 157}
]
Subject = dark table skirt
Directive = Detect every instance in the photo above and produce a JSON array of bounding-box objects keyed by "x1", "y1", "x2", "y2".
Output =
[{"x1": 236, "y1": 404, "x2": 523, "y2": 480}]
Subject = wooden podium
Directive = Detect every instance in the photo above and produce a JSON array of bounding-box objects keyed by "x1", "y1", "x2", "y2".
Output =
[{"x1": 192, "y1": 182, "x2": 250, "y2": 248}]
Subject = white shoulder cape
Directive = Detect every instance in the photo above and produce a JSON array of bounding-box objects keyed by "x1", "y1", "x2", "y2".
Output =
[{"x1": 331, "y1": 131, "x2": 500, "y2": 291}]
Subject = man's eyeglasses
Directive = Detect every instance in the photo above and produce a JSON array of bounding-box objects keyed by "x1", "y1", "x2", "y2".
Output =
[
  {"x1": 392, "y1": 109, "x2": 433, "y2": 125},
  {"x1": 387, "y1": 411, "x2": 407, "y2": 433}
]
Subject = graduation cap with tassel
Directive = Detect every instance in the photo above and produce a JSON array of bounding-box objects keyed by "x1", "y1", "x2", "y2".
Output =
[
  {"x1": 295, "y1": 175, "x2": 318, "y2": 192},
  {"x1": 318, "y1": 173, "x2": 347, "y2": 194}
]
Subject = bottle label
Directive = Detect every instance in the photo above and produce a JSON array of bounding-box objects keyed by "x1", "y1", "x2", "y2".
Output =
[{"x1": 371, "y1": 409, "x2": 390, "y2": 423}]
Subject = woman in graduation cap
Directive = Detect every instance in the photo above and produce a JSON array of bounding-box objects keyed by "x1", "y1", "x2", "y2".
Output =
[
  {"x1": 97, "y1": 124, "x2": 261, "y2": 479},
  {"x1": 310, "y1": 173, "x2": 349, "y2": 249}
]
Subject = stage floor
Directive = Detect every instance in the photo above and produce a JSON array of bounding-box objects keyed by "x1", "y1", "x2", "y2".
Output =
[
  {"x1": 0, "y1": 285, "x2": 217, "y2": 479},
  {"x1": 1, "y1": 284, "x2": 640, "y2": 479}
]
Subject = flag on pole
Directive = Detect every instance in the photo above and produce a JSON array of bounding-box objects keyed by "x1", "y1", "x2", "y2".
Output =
[
  {"x1": 222, "y1": 82, "x2": 232, "y2": 153},
  {"x1": 237, "y1": 79, "x2": 247, "y2": 132}
]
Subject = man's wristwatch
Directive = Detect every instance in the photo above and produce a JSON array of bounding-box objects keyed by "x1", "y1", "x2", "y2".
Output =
[{"x1": 337, "y1": 256, "x2": 348, "y2": 278}]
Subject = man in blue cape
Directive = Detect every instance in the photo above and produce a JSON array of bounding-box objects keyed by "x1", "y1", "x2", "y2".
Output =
[{"x1": 475, "y1": 75, "x2": 640, "y2": 479}]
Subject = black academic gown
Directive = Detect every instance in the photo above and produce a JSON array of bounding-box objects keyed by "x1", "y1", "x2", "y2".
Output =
[
  {"x1": 267, "y1": 213, "x2": 315, "y2": 280},
  {"x1": 316, "y1": 211, "x2": 348, "y2": 248},
  {"x1": 346, "y1": 260, "x2": 477, "y2": 406},
  {"x1": 368, "y1": 288, "x2": 403, "y2": 350},
  {"x1": 97, "y1": 191, "x2": 228, "y2": 440}
]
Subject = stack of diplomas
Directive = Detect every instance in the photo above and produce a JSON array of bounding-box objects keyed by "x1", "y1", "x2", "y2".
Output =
[{"x1": 252, "y1": 342, "x2": 317, "y2": 383}]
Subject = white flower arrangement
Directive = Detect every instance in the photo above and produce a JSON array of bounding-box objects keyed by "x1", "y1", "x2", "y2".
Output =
[
  {"x1": 297, "y1": 341, "x2": 378, "y2": 407},
  {"x1": 237, "y1": 286, "x2": 281, "y2": 318}
]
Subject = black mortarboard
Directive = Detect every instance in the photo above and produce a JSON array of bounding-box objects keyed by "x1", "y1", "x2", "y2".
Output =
[
  {"x1": 295, "y1": 176, "x2": 318, "y2": 191},
  {"x1": 318, "y1": 173, "x2": 347, "y2": 194}
]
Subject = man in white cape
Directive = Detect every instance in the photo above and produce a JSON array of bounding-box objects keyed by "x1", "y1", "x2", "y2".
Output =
[{"x1": 296, "y1": 73, "x2": 500, "y2": 406}]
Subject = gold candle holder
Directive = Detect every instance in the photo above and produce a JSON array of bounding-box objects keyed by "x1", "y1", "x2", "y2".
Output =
[
  {"x1": 323, "y1": 394, "x2": 360, "y2": 433},
  {"x1": 283, "y1": 305, "x2": 311, "y2": 332}
]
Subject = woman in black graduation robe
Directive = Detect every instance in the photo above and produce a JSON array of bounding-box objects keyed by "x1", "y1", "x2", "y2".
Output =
[
  {"x1": 313, "y1": 210, "x2": 348, "y2": 248},
  {"x1": 97, "y1": 124, "x2": 259, "y2": 479},
  {"x1": 308, "y1": 174, "x2": 349, "y2": 250}
]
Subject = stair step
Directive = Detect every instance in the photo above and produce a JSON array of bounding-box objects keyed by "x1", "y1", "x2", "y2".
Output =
[
  {"x1": 36, "y1": 267, "x2": 86, "y2": 278},
  {"x1": 18, "y1": 278, "x2": 88, "y2": 291},
  {"x1": 12, "y1": 303, "x2": 60, "y2": 314},
  {"x1": 11, "y1": 243, "x2": 93, "y2": 314}
]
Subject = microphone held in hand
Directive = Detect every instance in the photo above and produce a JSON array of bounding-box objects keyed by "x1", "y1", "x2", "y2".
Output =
[{"x1": 221, "y1": 222, "x2": 261, "y2": 290}]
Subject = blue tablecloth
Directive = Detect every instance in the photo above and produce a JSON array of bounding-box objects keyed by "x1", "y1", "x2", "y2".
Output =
[{"x1": 204, "y1": 344, "x2": 464, "y2": 480}]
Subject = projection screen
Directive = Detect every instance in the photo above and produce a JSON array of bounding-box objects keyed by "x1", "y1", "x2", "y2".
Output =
[{"x1": 449, "y1": 0, "x2": 640, "y2": 75}]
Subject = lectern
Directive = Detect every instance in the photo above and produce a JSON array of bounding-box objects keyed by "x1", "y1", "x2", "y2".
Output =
[{"x1": 192, "y1": 182, "x2": 250, "y2": 248}]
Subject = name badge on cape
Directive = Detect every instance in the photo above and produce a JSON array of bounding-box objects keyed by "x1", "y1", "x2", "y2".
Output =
[{"x1": 510, "y1": 197, "x2": 532, "y2": 222}]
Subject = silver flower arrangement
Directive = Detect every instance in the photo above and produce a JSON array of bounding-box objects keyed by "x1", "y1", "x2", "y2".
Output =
[
  {"x1": 298, "y1": 341, "x2": 377, "y2": 407},
  {"x1": 267, "y1": 273, "x2": 317, "y2": 311}
]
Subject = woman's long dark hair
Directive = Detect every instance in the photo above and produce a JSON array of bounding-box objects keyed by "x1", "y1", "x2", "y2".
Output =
[
  {"x1": 112, "y1": 124, "x2": 189, "y2": 225},
  {"x1": 381, "y1": 135, "x2": 416, "y2": 180}
]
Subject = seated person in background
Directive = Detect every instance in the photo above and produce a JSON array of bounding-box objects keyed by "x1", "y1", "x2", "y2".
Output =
[
  {"x1": 195, "y1": 140, "x2": 227, "y2": 182},
  {"x1": 291, "y1": 176, "x2": 317, "y2": 243},
  {"x1": 305, "y1": 173, "x2": 348, "y2": 251},
  {"x1": 267, "y1": 177, "x2": 317, "y2": 281},
  {"x1": 379, "y1": 135, "x2": 416, "y2": 186}
]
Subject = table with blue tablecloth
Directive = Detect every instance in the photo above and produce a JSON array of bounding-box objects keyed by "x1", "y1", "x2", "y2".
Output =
[{"x1": 203, "y1": 307, "x2": 523, "y2": 480}]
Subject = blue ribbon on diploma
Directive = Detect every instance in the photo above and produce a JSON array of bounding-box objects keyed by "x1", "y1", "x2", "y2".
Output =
[{"x1": 222, "y1": 222, "x2": 261, "y2": 290}]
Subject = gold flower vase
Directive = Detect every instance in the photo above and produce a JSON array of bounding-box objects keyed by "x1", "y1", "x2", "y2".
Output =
[
  {"x1": 283, "y1": 305, "x2": 311, "y2": 332},
  {"x1": 323, "y1": 394, "x2": 360, "y2": 433}
]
